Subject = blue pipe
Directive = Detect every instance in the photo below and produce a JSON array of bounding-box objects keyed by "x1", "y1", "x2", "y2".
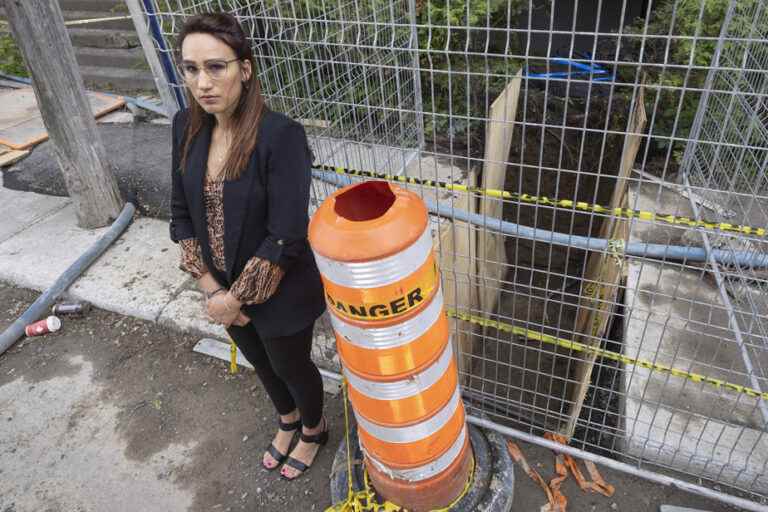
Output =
[
  {"x1": 141, "y1": 0, "x2": 186, "y2": 109},
  {"x1": 524, "y1": 56, "x2": 614, "y2": 82},
  {"x1": 313, "y1": 170, "x2": 768, "y2": 269}
]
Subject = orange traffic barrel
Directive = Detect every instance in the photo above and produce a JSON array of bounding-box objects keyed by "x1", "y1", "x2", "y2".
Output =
[
  {"x1": 309, "y1": 180, "x2": 474, "y2": 511},
  {"x1": 331, "y1": 285, "x2": 451, "y2": 380},
  {"x1": 342, "y1": 334, "x2": 459, "y2": 426},
  {"x1": 309, "y1": 181, "x2": 439, "y2": 324},
  {"x1": 365, "y1": 426, "x2": 473, "y2": 512}
]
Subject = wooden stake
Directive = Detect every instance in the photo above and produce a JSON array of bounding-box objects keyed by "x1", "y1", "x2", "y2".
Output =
[
  {"x1": 477, "y1": 70, "x2": 522, "y2": 323},
  {"x1": 563, "y1": 88, "x2": 647, "y2": 438}
]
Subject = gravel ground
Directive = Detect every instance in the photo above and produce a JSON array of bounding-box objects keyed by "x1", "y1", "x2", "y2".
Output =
[{"x1": 0, "y1": 281, "x2": 342, "y2": 512}]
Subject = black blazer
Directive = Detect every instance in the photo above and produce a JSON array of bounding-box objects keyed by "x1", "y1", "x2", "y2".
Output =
[{"x1": 169, "y1": 108, "x2": 326, "y2": 339}]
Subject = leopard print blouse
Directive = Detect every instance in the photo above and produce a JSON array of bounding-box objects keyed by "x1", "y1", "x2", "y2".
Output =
[{"x1": 178, "y1": 175, "x2": 284, "y2": 304}]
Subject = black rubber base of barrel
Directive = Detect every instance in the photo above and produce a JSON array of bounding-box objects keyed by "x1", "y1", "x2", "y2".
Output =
[{"x1": 329, "y1": 423, "x2": 514, "y2": 511}]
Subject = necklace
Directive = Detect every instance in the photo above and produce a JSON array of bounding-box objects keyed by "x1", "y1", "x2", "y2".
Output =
[
  {"x1": 215, "y1": 129, "x2": 232, "y2": 163},
  {"x1": 209, "y1": 128, "x2": 232, "y2": 177},
  {"x1": 206, "y1": 127, "x2": 232, "y2": 181}
]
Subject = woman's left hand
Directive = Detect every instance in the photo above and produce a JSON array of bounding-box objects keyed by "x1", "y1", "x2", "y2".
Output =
[{"x1": 207, "y1": 292, "x2": 242, "y2": 326}]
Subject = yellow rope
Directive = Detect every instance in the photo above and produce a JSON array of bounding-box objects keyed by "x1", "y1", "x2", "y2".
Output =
[
  {"x1": 229, "y1": 339, "x2": 238, "y2": 374},
  {"x1": 326, "y1": 379, "x2": 475, "y2": 511}
]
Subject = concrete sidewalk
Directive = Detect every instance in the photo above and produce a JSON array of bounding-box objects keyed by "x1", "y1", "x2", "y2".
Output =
[{"x1": 0, "y1": 170, "x2": 339, "y2": 369}]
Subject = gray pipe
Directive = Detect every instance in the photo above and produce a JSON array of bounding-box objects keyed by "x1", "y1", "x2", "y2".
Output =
[
  {"x1": 313, "y1": 170, "x2": 768, "y2": 268},
  {"x1": 0, "y1": 203, "x2": 135, "y2": 356}
]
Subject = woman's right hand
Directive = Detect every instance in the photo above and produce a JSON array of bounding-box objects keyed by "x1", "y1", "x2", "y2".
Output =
[{"x1": 231, "y1": 311, "x2": 250, "y2": 327}]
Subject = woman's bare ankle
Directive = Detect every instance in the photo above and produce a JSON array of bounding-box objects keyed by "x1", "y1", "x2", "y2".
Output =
[
  {"x1": 280, "y1": 409, "x2": 300, "y2": 424},
  {"x1": 302, "y1": 416, "x2": 325, "y2": 435}
]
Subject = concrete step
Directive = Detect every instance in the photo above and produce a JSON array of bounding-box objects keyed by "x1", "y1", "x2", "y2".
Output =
[
  {"x1": 68, "y1": 28, "x2": 139, "y2": 49},
  {"x1": 1, "y1": 4, "x2": 129, "y2": 22},
  {"x1": 75, "y1": 46, "x2": 147, "y2": 70},
  {"x1": 79, "y1": 65, "x2": 156, "y2": 92},
  {"x1": 59, "y1": 0, "x2": 126, "y2": 13},
  {"x1": 62, "y1": 10, "x2": 135, "y2": 31}
]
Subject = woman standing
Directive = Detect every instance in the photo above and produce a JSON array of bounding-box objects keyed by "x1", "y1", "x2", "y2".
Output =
[{"x1": 169, "y1": 12, "x2": 327, "y2": 480}]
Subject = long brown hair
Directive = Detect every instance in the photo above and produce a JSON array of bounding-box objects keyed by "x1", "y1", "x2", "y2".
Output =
[{"x1": 176, "y1": 13, "x2": 266, "y2": 180}]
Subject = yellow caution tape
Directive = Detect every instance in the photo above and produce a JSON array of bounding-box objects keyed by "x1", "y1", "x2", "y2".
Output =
[
  {"x1": 446, "y1": 309, "x2": 768, "y2": 402},
  {"x1": 319, "y1": 165, "x2": 766, "y2": 238}
]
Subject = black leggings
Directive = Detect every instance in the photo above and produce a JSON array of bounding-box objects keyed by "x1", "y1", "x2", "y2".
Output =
[{"x1": 226, "y1": 322, "x2": 324, "y2": 429}]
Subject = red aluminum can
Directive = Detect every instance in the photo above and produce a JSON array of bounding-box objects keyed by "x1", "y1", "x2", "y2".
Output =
[{"x1": 25, "y1": 316, "x2": 62, "y2": 337}]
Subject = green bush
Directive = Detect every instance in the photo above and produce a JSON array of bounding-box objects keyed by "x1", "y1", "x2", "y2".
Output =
[
  {"x1": 159, "y1": 1, "x2": 527, "y2": 144},
  {"x1": 621, "y1": 0, "x2": 764, "y2": 153},
  {"x1": 417, "y1": 0, "x2": 525, "y2": 138},
  {"x1": 165, "y1": 0, "x2": 768, "y2": 158},
  {"x1": 0, "y1": 32, "x2": 28, "y2": 78}
]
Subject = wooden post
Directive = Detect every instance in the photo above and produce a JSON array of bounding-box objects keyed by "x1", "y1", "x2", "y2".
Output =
[
  {"x1": 4, "y1": 0, "x2": 123, "y2": 228},
  {"x1": 124, "y1": 0, "x2": 179, "y2": 117}
]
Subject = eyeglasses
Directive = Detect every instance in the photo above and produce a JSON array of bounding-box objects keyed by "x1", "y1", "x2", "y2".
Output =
[{"x1": 178, "y1": 58, "x2": 240, "y2": 82}]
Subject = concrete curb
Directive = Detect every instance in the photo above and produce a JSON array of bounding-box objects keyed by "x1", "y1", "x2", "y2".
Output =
[{"x1": 0, "y1": 180, "x2": 340, "y2": 369}]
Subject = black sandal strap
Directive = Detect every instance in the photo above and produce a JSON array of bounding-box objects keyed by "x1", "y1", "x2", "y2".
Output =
[
  {"x1": 267, "y1": 444, "x2": 288, "y2": 464},
  {"x1": 299, "y1": 417, "x2": 328, "y2": 443},
  {"x1": 299, "y1": 429, "x2": 329, "y2": 445},
  {"x1": 282, "y1": 456, "x2": 309, "y2": 474},
  {"x1": 278, "y1": 418, "x2": 301, "y2": 431}
]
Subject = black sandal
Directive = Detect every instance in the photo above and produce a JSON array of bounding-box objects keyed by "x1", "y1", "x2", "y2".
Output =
[
  {"x1": 263, "y1": 417, "x2": 301, "y2": 470},
  {"x1": 280, "y1": 418, "x2": 329, "y2": 481}
]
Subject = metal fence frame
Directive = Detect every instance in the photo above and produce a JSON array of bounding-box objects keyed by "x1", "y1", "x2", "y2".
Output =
[{"x1": 134, "y1": 1, "x2": 768, "y2": 509}]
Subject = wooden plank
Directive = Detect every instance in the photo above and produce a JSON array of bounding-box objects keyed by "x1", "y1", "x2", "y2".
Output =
[
  {"x1": 405, "y1": 155, "x2": 480, "y2": 385},
  {"x1": 299, "y1": 118, "x2": 331, "y2": 129},
  {"x1": 477, "y1": 70, "x2": 522, "y2": 322},
  {"x1": 0, "y1": 149, "x2": 29, "y2": 167},
  {"x1": 432, "y1": 170, "x2": 479, "y2": 385},
  {"x1": 0, "y1": 88, "x2": 126, "y2": 150},
  {"x1": 563, "y1": 87, "x2": 647, "y2": 438}
]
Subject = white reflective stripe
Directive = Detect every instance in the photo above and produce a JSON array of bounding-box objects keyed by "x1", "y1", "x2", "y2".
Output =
[
  {"x1": 344, "y1": 341, "x2": 454, "y2": 401},
  {"x1": 313, "y1": 227, "x2": 433, "y2": 288},
  {"x1": 331, "y1": 286, "x2": 444, "y2": 350},
  {"x1": 363, "y1": 426, "x2": 467, "y2": 482},
  {"x1": 356, "y1": 388, "x2": 461, "y2": 444}
]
